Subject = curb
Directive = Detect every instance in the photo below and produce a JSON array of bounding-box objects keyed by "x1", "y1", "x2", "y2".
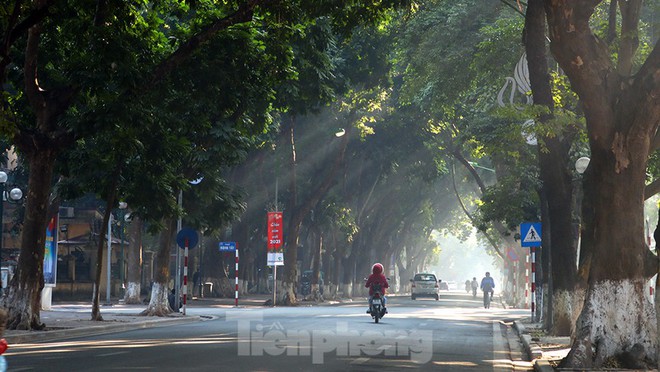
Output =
[
  {"x1": 6, "y1": 315, "x2": 201, "y2": 344},
  {"x1": 534, "y1": 359, "x2": 555, "y2": 372},
  {"x1": 513, "y1": 321, "x2": 554, "y2": 372}
]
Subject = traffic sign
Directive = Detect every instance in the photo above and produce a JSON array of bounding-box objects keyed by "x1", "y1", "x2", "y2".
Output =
[
  {"x1": 520, "y1": 222, "x2": 542, "y2": 247},
  {"x1": 219, "y1": 242, "x2": 237, "y2": 252},
  {"x1": 176, "y1": 228, "x2": 198, "y2": 249}
]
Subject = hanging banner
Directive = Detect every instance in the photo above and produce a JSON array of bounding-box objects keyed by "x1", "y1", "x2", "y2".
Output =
[
  {"x1": 267, "y1": 212, "x2": 284, "y2": 266},
  {"x1": 267, "y1": 212, "x2": 283, "y2": 250},
  {"x1": 44, "y1": 215, "x2": 58, "y2": 286}
]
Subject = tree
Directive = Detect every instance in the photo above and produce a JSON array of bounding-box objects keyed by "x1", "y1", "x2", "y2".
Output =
[
  {"x1": 543, "y1": 0, "x2": 660, "y2": 368},
  {"x1": 0, "y1": 0, "x2": 282, "y2": 329},
  {"x1": 524, "y1": 0, "x2": 580, "y2": 335}
]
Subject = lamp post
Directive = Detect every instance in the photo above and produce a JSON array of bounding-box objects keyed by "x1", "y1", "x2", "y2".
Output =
[
  {"x1": 118, "y1": 202, "x2": 128, "y2": 298},
  {"x1": 0, "y1": 171, "x2": 22, "y2": 292},
  {"x1": 105, "y1": 202, "x2": 127, "y2": 306}
]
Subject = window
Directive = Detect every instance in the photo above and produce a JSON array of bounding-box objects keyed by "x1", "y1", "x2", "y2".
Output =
[{"x1": 414, "y1": 274, "x2": 436, "y2": 282}]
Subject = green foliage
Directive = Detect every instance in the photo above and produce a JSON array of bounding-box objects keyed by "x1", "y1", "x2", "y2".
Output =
[{"x1": 478, "y1": 170, "x2": 541, "y2": 231}]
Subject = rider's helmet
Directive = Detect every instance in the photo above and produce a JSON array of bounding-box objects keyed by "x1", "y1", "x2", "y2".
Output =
[{"x1": 372, "y1": 263, "x2": 384, "y2": 275}]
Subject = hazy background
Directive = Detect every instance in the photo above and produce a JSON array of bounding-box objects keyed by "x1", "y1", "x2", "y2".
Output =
[{"x1": 429, "y1": 230, "x2": 498, "y2": 291}]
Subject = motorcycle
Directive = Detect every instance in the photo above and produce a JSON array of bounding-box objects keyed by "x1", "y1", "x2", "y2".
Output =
[
  {"x1": 368, "y1": 283, "x2": 386, "y2": 323},
  {"x1": 168, "y1": 288, "x2": 183, "y2": 311}
]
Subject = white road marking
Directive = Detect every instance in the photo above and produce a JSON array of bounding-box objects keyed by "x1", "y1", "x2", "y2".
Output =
[
  {"x1": 97, "y1": 351, "x2": 130, "y2": 357},
  {"x1": 350, "y1": 357, "x2": 370, "y2": 364}
]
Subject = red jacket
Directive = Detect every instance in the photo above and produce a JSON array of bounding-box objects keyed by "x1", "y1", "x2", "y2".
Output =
[{"x1": 365, "y1": 263, "x2": 389, "y2": 296}]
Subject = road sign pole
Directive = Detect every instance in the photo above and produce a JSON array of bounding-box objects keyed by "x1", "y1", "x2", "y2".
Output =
[
  {"x1": 183, "y1": 238, "x2": 188, "y2": 315},
  {"x1": 176, "y1": 228, "x2": 198, "y2": 315},
  {"x1": 235, "y1": 247, "x2": 239, "y2": 307},
  {"x1": 273, "y1": 265, "x2": 277, "y2": 306},
  {"x1": 531, "y1": 246, "x2": 536, "y2": 322}
]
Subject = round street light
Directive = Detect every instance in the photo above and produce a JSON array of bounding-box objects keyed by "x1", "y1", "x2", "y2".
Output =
[{"x1": 575, "y1": 157, "x2": 590, "y2": 174}]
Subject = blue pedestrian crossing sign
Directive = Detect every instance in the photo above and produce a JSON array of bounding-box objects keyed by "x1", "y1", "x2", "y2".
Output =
[{"x1": 520, "y1": 222, "x2": 542, "y2": 247}]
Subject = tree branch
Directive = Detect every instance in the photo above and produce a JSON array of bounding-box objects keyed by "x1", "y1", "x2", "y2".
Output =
[
  {"x1": 23, "y1": 19, "x2": 43, "y2": 114},
  {"x1": 616, "y1": 0, "x2": 642, "y2": 76},
  {"x1": 2, "y1": 0, "x2": 55, "y2": 55},
  {"x1": 93, "y1": 0, "x2": 109, "y2": 27},
  {"x1": 606, "y1": 0, "x2": 617, "y2": 44},
  {"x1": 147, "y1": 0, "x2": 261, "y2": 89},
  {"x1": 450, "y1": 163, "x2": 504, "y2": 260},
  {"x1": 645, "y1": 178, "x2": 660, "y2": 200}
]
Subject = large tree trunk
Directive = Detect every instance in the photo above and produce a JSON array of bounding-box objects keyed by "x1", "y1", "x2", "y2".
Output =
[
  {"x1": 2, "y1": 151, "x2": 56, "y2": 330},
  {"x1": 141, "y1": 219, "x2": 175, "y2": 316},
  {"x1": 91, "y1": 170, "x2": 121, "y2": 321},
  {"x1": 124, "y1": 216, "x2": 143, "y2": 304},
  {"x1": 525, "y1": 0, "x2": 578, "y2": 335},
  {"x1": 3, "y1": 10, "x2": 76, "y2": 330},
  {"x1": 544, "y1": 0, "x2": 659, "y2": 367},
  {"x1": 310, "y1": 231, "x2": 323, "y2": 302},
  {"x1": 562, "y1": 152, "x2": 657, "y2": 368}
]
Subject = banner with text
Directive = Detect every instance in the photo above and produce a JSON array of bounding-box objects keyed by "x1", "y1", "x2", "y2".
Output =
[
  {"x1": 267, "y1": 212, "x2": 283, "y2": 250},
  {"x1": 267, "y1": 212, "x2": 284, "y2": 266}
]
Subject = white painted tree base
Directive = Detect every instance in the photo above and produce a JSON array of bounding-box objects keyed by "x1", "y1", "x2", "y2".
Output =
[
  {"x1": 564, "y1": 279, "x2": 656, "y2": 368},
  {"x1": 123, "y1": 282, "x2": 141, "y2": 304},
  {"x1": 140, "y1": 282, "x2": 172, "y2": 317}
]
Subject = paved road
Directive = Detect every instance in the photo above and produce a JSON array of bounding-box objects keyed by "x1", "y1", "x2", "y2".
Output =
[{"x1": 7, "y1": 292, "x2": 532, "y2": 371}]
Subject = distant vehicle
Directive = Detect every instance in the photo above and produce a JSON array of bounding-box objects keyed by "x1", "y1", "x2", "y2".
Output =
[
  {"x1": 446, "y1": 281, "x2": 457, "y2": 291},
  {"x1": 439, "y1": 281, "x2": 449, "y2": 290},
  {"x1": 410, "y1": 273, "x2": 440, "y2": 300}
]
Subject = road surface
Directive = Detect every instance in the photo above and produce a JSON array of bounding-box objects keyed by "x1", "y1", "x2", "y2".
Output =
[{"x1": 8, "y1": 292, "x2": 532, "y2": 371}]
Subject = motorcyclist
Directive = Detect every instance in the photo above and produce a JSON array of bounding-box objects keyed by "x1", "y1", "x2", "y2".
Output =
[
  {"x1": 471, "y1": 277, "x2": 478, "y2": 298},
  {"x1": 365, "y1": 263, "x2": 389, "y2": 314}
]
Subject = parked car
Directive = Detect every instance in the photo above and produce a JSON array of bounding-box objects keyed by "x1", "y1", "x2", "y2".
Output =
[{"x1": 410, "y1": 273, "x2": 440, "y2": 300}]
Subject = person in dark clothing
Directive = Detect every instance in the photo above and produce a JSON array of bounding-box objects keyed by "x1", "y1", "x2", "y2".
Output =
[
  {"x1": 480, "y1": 272, "x2": 495, "y2": 308},
  {"x1": 192, "y1": 271, "x2": 201, "y2": 297}
]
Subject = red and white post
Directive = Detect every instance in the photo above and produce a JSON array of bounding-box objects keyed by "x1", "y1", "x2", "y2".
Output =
[
  {"x1": 525, "y1": 253, "x2": 529, "y2": 309},
  {"x1": 183, "y1": 238, "x2": 189, "y2": 315},
  {"x1": 235, "y1": 248, "x2": 239, "y2": 307},
  {"x1": 530, "y1": 246, "x2": 536, "y2": 322}
]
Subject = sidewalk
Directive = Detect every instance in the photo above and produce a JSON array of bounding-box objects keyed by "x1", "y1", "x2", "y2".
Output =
[
  {"x1": 513, "y1": 319, "x2": 571, "y2": 372},
  {"x1": 3, "y1": 294, "x2": 352, "y2": 345}
]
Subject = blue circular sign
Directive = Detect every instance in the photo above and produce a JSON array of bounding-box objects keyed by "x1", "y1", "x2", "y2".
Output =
[{"x1": 176, "y1": 228, "x2": 199, "y2": 249}]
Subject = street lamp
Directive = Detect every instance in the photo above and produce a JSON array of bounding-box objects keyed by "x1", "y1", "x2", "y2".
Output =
[
  {"x1": 575, "y1": 157, "x2": 590, "y2": 174},
  {"x1": 468, "y1": 161, "x2": 496, "y2": 173},
  {"x1": 0, "y1": 171, "x2": 23, "y2": 292},
  {"x1": 118, "y1": 202, "x2": 128, "y2": 298},
  {"x1": 105, "y1": 201, "x2": 128, "y2": 306}
]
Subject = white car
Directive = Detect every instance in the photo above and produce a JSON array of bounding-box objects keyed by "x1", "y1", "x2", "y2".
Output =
[{"x1": 410, "y1": 273, "x2": 440, "y2": 300}]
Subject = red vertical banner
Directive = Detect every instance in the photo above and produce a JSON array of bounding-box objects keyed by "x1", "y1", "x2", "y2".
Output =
[{"x1": 267, "y1": 212, "x2": 283, "y2": 250}]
